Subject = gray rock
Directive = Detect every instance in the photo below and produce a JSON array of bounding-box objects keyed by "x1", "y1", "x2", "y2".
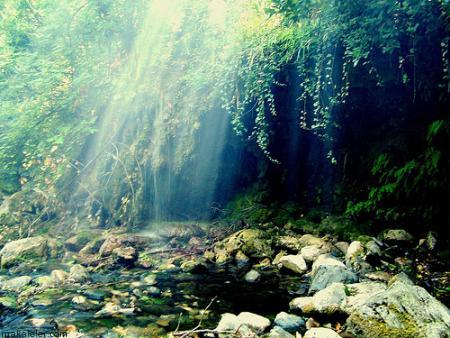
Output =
[
  {"x1": 237, "y1": 312, "x2": 271, "y2": 333},
  {"x1": 346, "y1": 278, "x2": 450, "y2": 338},
  {"x1": 244, "y1": 269, "x2": 261, "y2": 283},
  {"x1": 311, "y1": 254, "x2": 345, "y2": 276},
  {"x1": 301, "y1": 245, "x2": 325, "y2": 263},
  {"x1": 50, "y1": 269, "x2": 68, "y2": 284},
  {"x1": 345, "y1": 241, "x2": 364, "y2": 264},
  {"x1": 1, "y1": 276, "x2": 32, "y2": 292},
  {"x1": 304, "y1": 327, "x2": 341, "y2": 338},
  {"x1": 309, "y1": 265, "x2": 358, "y2": 294},
  {"x1": 274, "y1": 311, "x2": 305, "y2": 332},
  {"x1": 280, "y1": 255, "x2": 308, "y2": 274},
  {"x1": 334, "y1": 241, "x2": 349, "y2": 255},
  {"x1": 365, "y1": 240, "x2": 382, "y2": 256},
  {"x1": 0, "y1": 236, "x2": 48, "y2": 267},
  {"x1": 269, "y1": 326, "x2": 295, "y2": 338}
]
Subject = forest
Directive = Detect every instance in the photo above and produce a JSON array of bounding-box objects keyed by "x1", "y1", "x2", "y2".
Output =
[{"x1": 0, "y1": 0, "x2": 449, "y2": 337}]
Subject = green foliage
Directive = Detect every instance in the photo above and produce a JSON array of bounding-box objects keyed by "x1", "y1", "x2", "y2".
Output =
[{"x1": 346, "y1": 119, "x2": 450, "y2": 229}]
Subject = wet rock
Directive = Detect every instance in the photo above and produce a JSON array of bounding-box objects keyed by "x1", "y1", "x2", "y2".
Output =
[
  {"x1": 215, "y1": 229, "x2": 273, "y2": 260},
  {"x1": 280, "y1": 255, "x2": 308, "y2": 274},
  {"x1": 113, "y1": 246, "x2": 137, "y2": 266},
  {"x1": 79, "y1": 237, "x2": 105, "y2": 255},
  {"x1": 65, "y1": 232, "x2": 92, "y2": 252},
  {"x1": 345, "y1": 241, "x2": 364, "y2": 264},
  {"x1": 244, "y1": 269, "x2": 261, "y2": 283},
  {"x1": 143, "y1": 274, "x2": 157, "y2": 286},
  {"x1": 94, "y1": 302, "x2": 134, "y2": 318},
  {"x1": 0, "y1": 295, "x2": 18, "y2": 309},
  {"x1": 180, "y1": 257, "x2": 208, "y2": 273},
  {"x1": 309, "y1": 265, "x2": 358, "y2": 294},
  {"x1": 304, "y1": 328, "x2": 341, "y2": 338},
  {"x1": 2, "y1": 275, "x2": 32, "y2": 292},
  {"x1": 35, "y1": 275, "x2": 54, "y2": 288},
  {"x1": 300, "y1": 245, "x2": 325, "y2": 263},
  {"x1": 334, "y1": 241, "x2": 349, "y2": 255},
  {"x1": 0, "y1": 236, "x2": 48, "y2": 267},
  {"x1": 274, "y1": 311, "x2": 305, "y2": 333},
  {"x1": 235, "y1": 250, "x2": 250, "y2": 267},
  {"x1": 237, "y1": 312, "x2": 271, "y2": 333},
  {"x1": 269, "y1": 326, "x2": 295, "y2": 338},
  {"x1": 99, "y1": 235, "x2": 124, "y2": 256},
  {"x1": 290, "y1": 283, "x2": 346, "y2": 315},
  {"x1": 68, "y1": 264, "x2": 89, "y2": 283},
  {"x1": 382, "y1": 229, "x2": 413, "y2": 245},
  {"x1": 346, "y1": 278, "x2": 450, "y2": 338},
  {"x1": 50, "y1": 269, "x2": 68, "y2": 284},
  {"x1": 311, "y1": 254, "x2": 345, "y2": 276}
]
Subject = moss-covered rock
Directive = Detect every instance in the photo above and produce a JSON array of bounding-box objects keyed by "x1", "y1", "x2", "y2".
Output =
[{"x1": 0, "y1": 236, "x2": 48, "y2": 268}]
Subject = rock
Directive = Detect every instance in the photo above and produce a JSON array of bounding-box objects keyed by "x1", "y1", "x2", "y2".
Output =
[
  {"x1": 334, "y1": 241, "x2": 349, "y2": 255},
  {"x1": 0, "y1": 236, "x2": 48, "y2": 267},
  {"x1": 0, "y1": 295, "x2": 18, "y2": 309},
  {"x1": 143, "y1": 274, "x2": 157, "y2": 285},
  {"x1": 309, "y1": 265, "x2": 358, "y2": 294},
  {"x1": 280, "y1": 255, "x2": 308, "y2": 274},
  {"x1": 215, "y1": 249, "x2": 232, "y2": 265},
  {"x1": 237, "y1": 312, "x2": 271, "y2": 333},
  {"x1": 99, "y1": 235, "x2": 124, "y2": 256},
  {"x1": 298, "y1": 234, "x2": 327, "y2": 248},
  {"x1": 346, "y1": 278, "x2": 450, "y2": 338},
  {"x1": 345, "y1": 241, "x2": 364, "y2": 264},
  {"x1": 365, "y1": 240, "x2": 381, "y2": 256},
  {"x1": 94, "y1": 302, "x2": 134, "y2": 318},
  {"x1": 382, "y1": 229, "x2": 413, "y2": 244},
  {"x1": 387, "y1": 271, "x2": 414, "y2": 287},
  {"x1": 215, "y1": 229, "x2": 273, "y2": 259},
  {"x1": 35, "y1": 275, "x2": 54, "y2": 288},
  {"x1": 50, "y1": 269, "x2": 68, "y2": 284},
  {"x1": 305, "y1": 317, "x2": 320, "y2": 330},
  {"x1": 304, "y1": 328, "x2": 341, "y2": 338},
  {"x1": 113, "y1": 246, "x2": 137, "y2": 266},
  {"x1": 278, "y1": 236, "x2": 303, "y2": 251},
  {"x1": 343, "y1": 282, "x2": 387, "y2": 313},
  {"x1": 72, "y1": 295, "x2": 87, "y2": 304},
  {"x1": 68, "y1": 264, "x2": 89, "y2": 283},
  {"x1": 235, "y1": 250, "x2": 250, "y2": 266},
  {"x1": 244, "y1": 269, "x2": 261, "y2": 283},
  {"x1": 300, "y1": 245, "x2": 324, "y2": 263},
  {"x1": 290, "y1": 283, "x2": 346, "y2": 315},
  {"x1": 180, "y1": 258, "x2": 207, "y2": 273},
  {"x1": 147, "y1": 286, "x2": 161, "y2": 296},
  {"x1": 311, "y1": 254, "x2": 345, "y2": 276},
  {"x1": 2, "y1": 276, "x2": 32, "y2": 292},
  {"x1": 274, "y1": 312, "x2": 305, "y2": 332},
  {"x1": 216, "y1": 313, "x2": 241, "y2": 332},
  {"x1": 365, "y1": 271, "x2": 392, "y2": 283},
  {"x1": 273, "y1": 251, "x2": 287, "y2": 265},
  {"x1": 269, "y1": 326, "x2": 295, "y2": 338},
  {"x1": 65, "y1": 232, "x2": 92, "y2": 251}
]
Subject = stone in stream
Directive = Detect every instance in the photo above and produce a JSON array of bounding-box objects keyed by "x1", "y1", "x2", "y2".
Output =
[
  {"x1": 0, "y1": 236, "x2": 48, "y2": 267},
  {"x1": 50, "y1": 269, "x2": 68, "y2": 284},
  {"x1": 235, "y1": 250, "x2": 250, "y2": 267},
  {"x1": 279, "y1": 255, "x2": 308, "y2": 274},
  {"x1": 304, "y1": 327, "x2": 341, "y2": 338},
  {"x1": 269, "y1": 326, "x2": 295, "y2": 338},
  {"x1": 1, "y1": 275, "x2": 32, "y2": 292},
  {"x1": 68, "y1": 264, "x2": 89, "y2": 283},
  {"x1": 309, "y1": 265, "x2": 358, "y2": 294},
  {"x1": 346, "y1": 277, "x2": 450, "y2": 338},
  {"x1": 113, "y1": 246, "x2": 137, "y2": 266},
  {"x1": 274, "y1": 311, "x2": 305, "y2": 332},
  {"x1": 311, "y1": 254, "x2": 345, "y2": 276},
  {"x1": 35, "y1": 275, "x2": 54, "y2": 288},
  {"x1": 244, "y1": 269, "x2": 261, "y2": 283}
]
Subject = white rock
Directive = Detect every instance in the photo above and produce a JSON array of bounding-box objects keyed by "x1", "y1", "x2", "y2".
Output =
[
  {"x1": 269, "y1": 326, "x2": 295, "y2": 338},
  {"x1": 290, "y1": 283, "x2": 346, "y2": 315},
  {"x1": 300, "y1": 245, "x2": 323, "y2": 263},
  {"x1": 343, "y1": 281, "x2": 387, "y2": 313},
  {"x1": 311, "y1": 254, "x2": 345, "y2": 276},
  {"x1": 216, "y1": 313, "x2": 241, "y2": 331},
  {"x1": 345, "y1": 241, "x2": 364, "y2": 263},
  {"x1": 244, "y1": 269, "x2": 261, "y2": 283},
  {"x1": 280, "y1": 255, "x2": 308, "y2": 274},
  {"x1": 304, "y1": 328, "x2": 341, "y2": 338},
  {"x1": 237, "y1": 312, "x2": 271, "y2": 333}
]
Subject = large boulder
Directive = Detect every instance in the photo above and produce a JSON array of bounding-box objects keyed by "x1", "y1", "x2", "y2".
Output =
[
  {"x1": 346, "y1": 278, "x2": 450, "y2": 338},
  {"x1": 309, "y1": 265, "x2": 358, "y2": 294},
  {"x1": 290, "y1": 283, "x2": 347, "y2": 315},
  {"x1": 0, "y1": 236, "x2": 48, "y2": 267},
  {"x1": 214, "y1": 229, "x2": 273, "y2": 260}
]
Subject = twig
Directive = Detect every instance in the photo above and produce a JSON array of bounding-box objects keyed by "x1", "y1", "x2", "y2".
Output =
[{"x1": 174, "y1": 296, "x2": 218, "y2": 338}]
